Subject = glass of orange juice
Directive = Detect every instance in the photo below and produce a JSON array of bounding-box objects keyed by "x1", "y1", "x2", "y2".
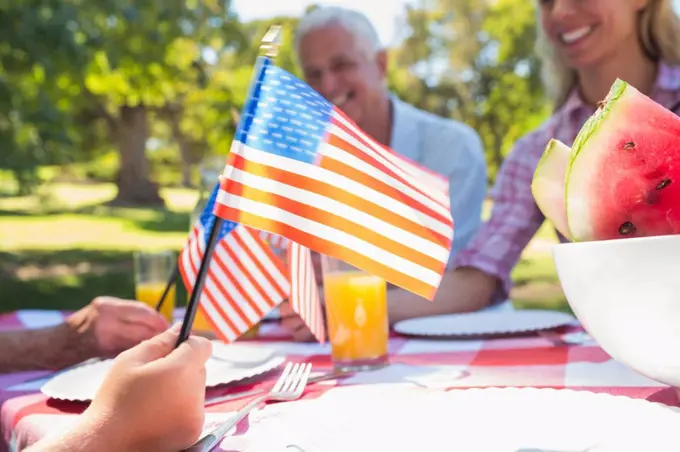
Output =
[
  {"x1": 321, "y1": 255, "x2": 389, "y2": 371},
  {"x1": 134, "y1": 251, "x2": 176, "y2": 323}
]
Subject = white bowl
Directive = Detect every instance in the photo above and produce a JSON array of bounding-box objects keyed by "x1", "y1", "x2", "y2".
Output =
[{"x1": 553, "y1": 235, "x2": 680, "y2": 388}]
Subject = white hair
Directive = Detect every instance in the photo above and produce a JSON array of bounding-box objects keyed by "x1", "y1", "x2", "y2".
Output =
[{"x1": 294, "y1": 6, "x2": 384, "y2": 59}]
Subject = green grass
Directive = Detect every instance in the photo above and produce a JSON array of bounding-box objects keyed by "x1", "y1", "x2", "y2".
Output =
[
  {"x1": 0, "y1": 183, "x2": 197, "y2": 251},
  {"x1": 0, "y1": 250, "x2": 136, "y2": 312},
  {"x1": 511, "y1": 255, "x2": 569, "y2": 313},
  {"x1": 0, "y1": 182, "x2": 196, "y2": 312},
  {"x1": 0, "y1": 183, "x2": 567, "y2": 314}
]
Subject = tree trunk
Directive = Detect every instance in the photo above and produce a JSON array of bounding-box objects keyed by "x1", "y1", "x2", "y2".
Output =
[
  {"x1": 168, "y1": 111, "x2": 194, "y2": 188},
  {"x1": 111, "y1": 105, "x2": 164, "y2": 206}
]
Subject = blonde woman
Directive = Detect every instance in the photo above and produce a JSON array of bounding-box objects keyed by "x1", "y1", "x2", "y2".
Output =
[
  {"x1": 422, "y1": 0, "x2": 680, "y2": 320},
  {"x1": 280, "y1": 0, "x2": 680, "y2": 337}
]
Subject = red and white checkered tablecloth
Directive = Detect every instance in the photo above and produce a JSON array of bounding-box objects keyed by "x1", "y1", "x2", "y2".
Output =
[{"x1": 0, "y1": 309, "x2": 677, "y2": 452}]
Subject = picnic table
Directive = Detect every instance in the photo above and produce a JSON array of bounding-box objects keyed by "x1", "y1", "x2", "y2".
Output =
[{"x1": 0, "y1": 308, "x2": 676, "y2": 451}]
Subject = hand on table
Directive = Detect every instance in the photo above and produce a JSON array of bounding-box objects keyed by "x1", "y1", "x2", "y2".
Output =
[
  {"x1": 0, "y1": 296, "x2": 171, "y2": 373},
  {"x1": 279, "y1": 301, "x2": 320, "y2": 342},
  {"x1": 67, "y1": 296, "x2": 170, "y2": 358},
  {"x1": 83, "y1": 325, "x2": 212, "y2": 451},
  {"x1": 280, "y1": 251, "x2": 326, "y2": 342}
]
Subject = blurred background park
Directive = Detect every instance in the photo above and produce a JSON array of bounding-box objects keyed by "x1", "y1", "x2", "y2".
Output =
[{"x1": 6, "y1": 0, "x2": 669, "y2": 314}]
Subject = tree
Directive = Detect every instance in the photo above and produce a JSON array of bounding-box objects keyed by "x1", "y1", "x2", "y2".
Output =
[
  {"x1": 390, "y1": 0, "x2": 550, "y2": 182},
  {"x1": 0, "y1": 0, "x2": 88, "y2": 193},
  {"x1": 0, "y1": 0, "x2": 245, "y2": 204}
]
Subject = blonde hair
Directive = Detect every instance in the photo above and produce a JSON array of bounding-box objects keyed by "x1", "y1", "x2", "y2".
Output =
[{"x1": 536, "y1": 0, "x2": 680, "y2": 109}]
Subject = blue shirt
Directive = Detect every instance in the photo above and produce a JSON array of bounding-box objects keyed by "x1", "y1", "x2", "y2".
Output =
[{"x1": 389, "y1": 96, "x2": 488, "y2": 266}]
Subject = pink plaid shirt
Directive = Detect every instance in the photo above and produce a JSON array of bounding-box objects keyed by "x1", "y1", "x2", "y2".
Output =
[{"x1": 454, "y1": 61, "x2": 680, "y2": 300}]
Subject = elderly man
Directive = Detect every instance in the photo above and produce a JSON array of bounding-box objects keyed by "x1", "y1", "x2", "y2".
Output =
[
  {"x1": 0, "y1": 296, "x2": 168, "y2": 373},
  {"x1": 280, "y1": 6, "x2": 491, "y2": 340}
]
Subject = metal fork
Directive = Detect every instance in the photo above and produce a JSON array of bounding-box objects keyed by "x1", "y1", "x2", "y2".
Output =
[
  {"x1": 204, "y1": 368, "x2": 354, "y2": 407},
  {"x1": 183, "y1": 362, "x2": 313, "y2": 452}
]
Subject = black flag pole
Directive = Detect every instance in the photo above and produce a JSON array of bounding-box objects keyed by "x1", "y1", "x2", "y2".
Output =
[
  {"x1": 156, "y1": 105, "x2": 246, "y2": 314},
  {"x1": 154, "y1": 264, "x2": 179, "y2": 312},
  {"x1": 175, "y1": 25, "x2": 282, "y2": 347}
]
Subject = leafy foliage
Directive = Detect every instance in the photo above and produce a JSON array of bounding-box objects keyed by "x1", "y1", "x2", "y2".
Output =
[
  {"x1": 389, "y1": 0, "x2": 550, "y2": 182},
  {"x1": 0, "y1": 0, "x2": 245, "y2": 199},
  {"x1": 1, "y1": 0, "x2": 550, "y2": 197}
]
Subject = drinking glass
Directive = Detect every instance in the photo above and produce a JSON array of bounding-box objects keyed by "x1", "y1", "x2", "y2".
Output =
[
  {"x1": 134, "y1": 251, "x2": 176, "y2": 323},
  {"x1": 321, "y1": 255, "x2": 389, "y2": 371}
]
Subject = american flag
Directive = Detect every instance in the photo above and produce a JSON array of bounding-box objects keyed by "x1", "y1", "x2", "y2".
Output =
[
  {"x1": 214, "y1": 61, "x2": 454, "y2": 300},
  {"x1": 287, "y1": 241, "x2": 325, "y2": 342},
  {"x1": 259, "y1": 230, "x2": 290, "y2": 250},
  {"x1": 179, "y1": 184, "x2": 289, "y2": 342},
  {"x1": 259, "y1": 230, "x2": 324, "y2": 342}
]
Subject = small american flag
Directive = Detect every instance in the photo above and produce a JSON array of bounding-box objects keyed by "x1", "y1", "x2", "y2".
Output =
[
  {"x1": 259, "y1": 230, "x2": 290, "y2": 250},
  {"x1": 214, "y1": 60, "x2": 454, "y2": 300},
  {"x1": 179, "y1": 184, "x2": 289, "y2": 342},
  {"x1": 287, "y1": 241, "x2": 325, "y2": 342},
  {"x1": 259, "y1": 230, "x2": 324, "y2": 342}
]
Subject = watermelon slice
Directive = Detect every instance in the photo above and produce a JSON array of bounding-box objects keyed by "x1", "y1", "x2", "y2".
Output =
[
  {"x1": 566, "y1": 78, "x2": 680, "y2": 241},
  {"x1": 531, "y1": 139, "x2": 572, "y2": 240}
]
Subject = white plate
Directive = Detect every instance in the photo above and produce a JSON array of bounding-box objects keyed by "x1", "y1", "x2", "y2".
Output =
[
  {"x1": 41, "y1": 355, "x2": 285, "y2": 402},
  {"x1": 392, "y1": 309, "x2": 575, "y2": 337},
  {"x1": 210, "y1": 341, "x2": 278, "y2": 365},
  {"x1": 218, "y1": 386, "x2": 680, "y2": 451}
]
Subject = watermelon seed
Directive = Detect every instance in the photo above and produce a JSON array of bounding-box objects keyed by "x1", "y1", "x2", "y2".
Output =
[
  {"x1": 597, "y1": 100, "x2": 605, "y2": 109},
  {"x1": 656, "y1": 179, "x2": 671, "y2": 190},
  {"x1": 623, "y1": 141, "x2": 635, "y2": 150},
  {"x1": 619, "y1": 221, "x2": 636, "y2": 235}
]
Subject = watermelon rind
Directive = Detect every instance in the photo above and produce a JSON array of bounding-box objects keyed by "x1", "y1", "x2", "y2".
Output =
[
  {"x1": 564, "y1": 78, "x2": 628, "y2": 241},
  {"x1": 531, "y1": 138, "x2": 572, "y2": 240}
]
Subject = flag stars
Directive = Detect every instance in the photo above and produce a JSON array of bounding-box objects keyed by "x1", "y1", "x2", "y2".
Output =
[
  {"x1": 219, "y1": 220, "x2": 238, "y2": 236},
  {"x1": 198, "y1": 186, "x2": 238, "y2": 243},
  {"x1": 240, "y1": 65, "x2": 334, "y2": 163}
]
